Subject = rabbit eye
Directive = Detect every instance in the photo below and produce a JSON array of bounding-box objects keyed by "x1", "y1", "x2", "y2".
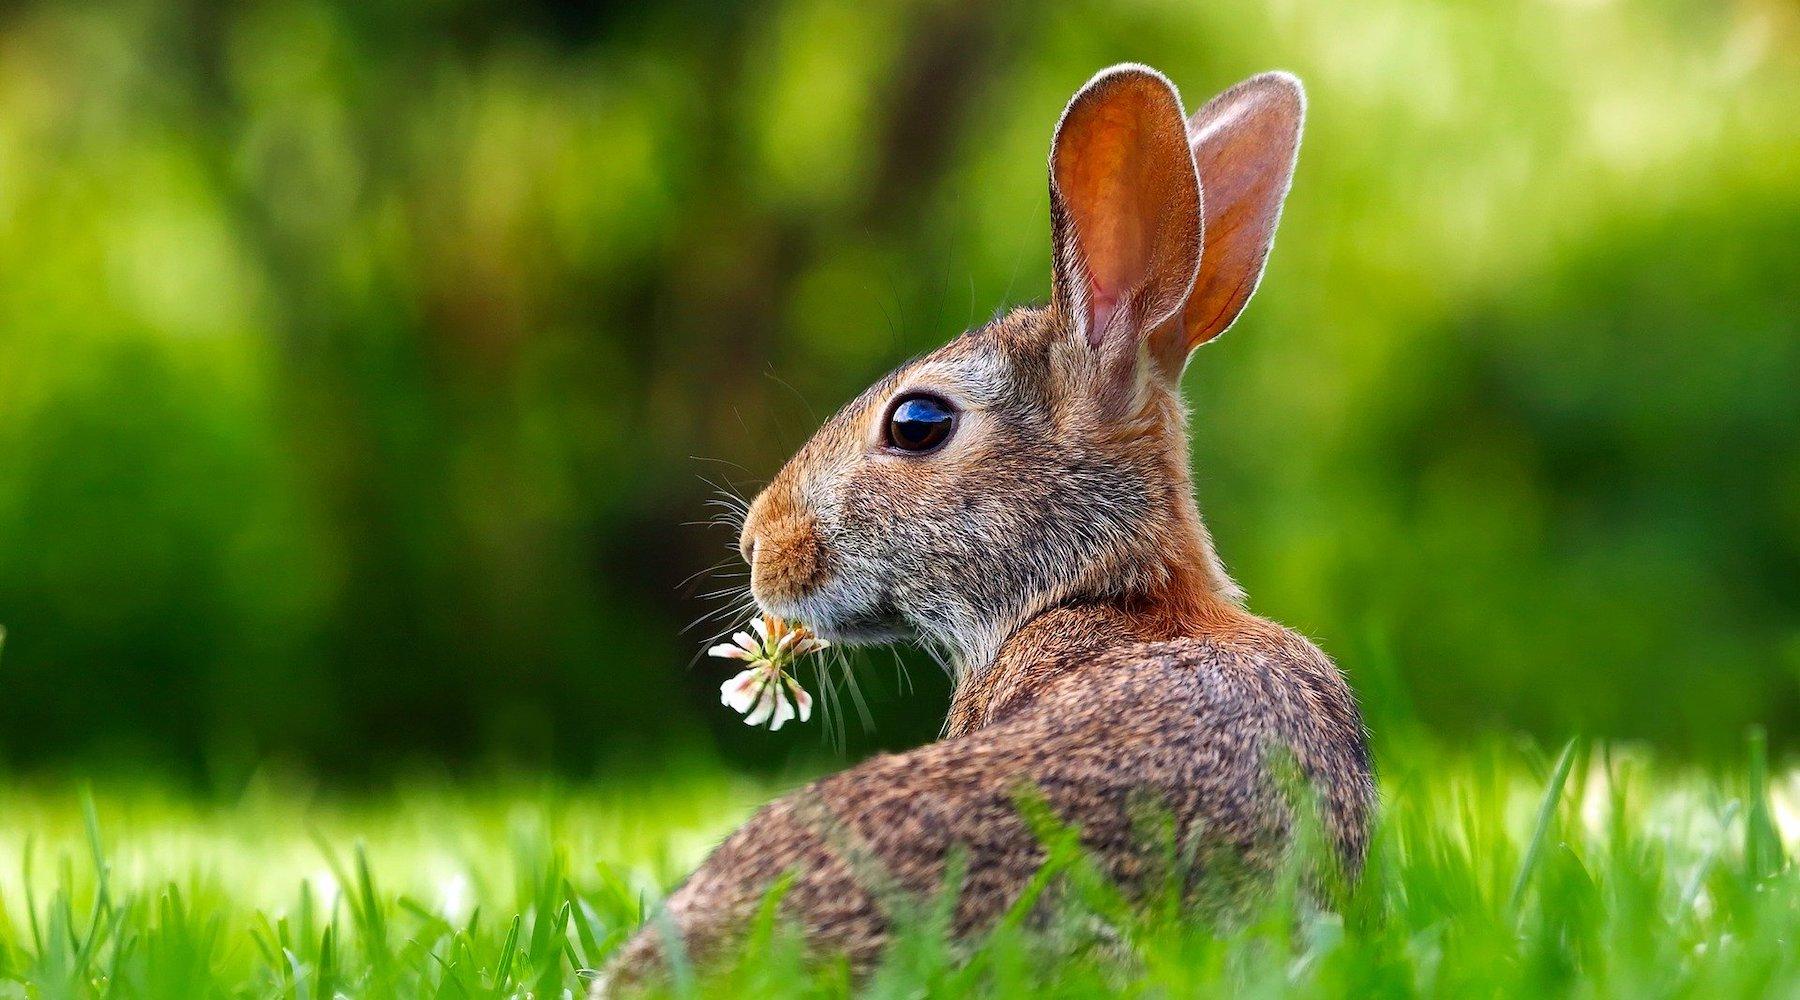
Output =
[{"x1": 885, "y1": 394, "x2": 957, "y2": 454}]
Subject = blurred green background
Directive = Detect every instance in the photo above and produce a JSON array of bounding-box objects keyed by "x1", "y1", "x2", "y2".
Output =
[{"x1": 0, "y1": 0, "x2": 1794, "y2": 783}]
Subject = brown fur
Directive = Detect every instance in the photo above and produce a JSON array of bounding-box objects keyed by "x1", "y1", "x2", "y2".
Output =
[
  {"x1": 597, "y1": 66, "x2": 1371, "y2": 994},
  {"x1": 743, "y1": 482, "x2": 826, "y2": 605}
]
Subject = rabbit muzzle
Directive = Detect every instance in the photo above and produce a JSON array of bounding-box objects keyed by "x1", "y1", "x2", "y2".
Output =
[{"x1": 740, "y1": 490, "x2": 828, "y2": 609}]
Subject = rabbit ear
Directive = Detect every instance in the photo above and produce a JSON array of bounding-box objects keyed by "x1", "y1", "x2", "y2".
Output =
[
  {"x1": 1151, "y1": 72, "x2": 1304, "y2": 371},
  {"x1": 1049, "y1": 65, "x2": 1202, "y2": 380}
]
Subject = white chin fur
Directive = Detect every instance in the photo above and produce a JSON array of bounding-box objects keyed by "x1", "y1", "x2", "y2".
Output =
[
  {"x1": 755, "y1": 584, "x2": 903, "y2": 646},
  {"x1": 809, "y1": 618, "x2": 908, "y2": 646}
]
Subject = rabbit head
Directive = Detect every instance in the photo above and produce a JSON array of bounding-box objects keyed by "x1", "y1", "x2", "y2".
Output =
[{"x1": 739, "y1": 66, "x2": 1305, "y2": 673}]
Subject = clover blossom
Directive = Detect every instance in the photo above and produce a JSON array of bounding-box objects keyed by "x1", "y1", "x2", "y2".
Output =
[{"x1": 709, "y1": 615, "x2": 827, "y2": 731}]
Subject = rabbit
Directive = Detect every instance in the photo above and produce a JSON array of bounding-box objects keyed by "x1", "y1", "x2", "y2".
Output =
[{"x1": 598, "y1": 64, "x2": 1373, "y2": 993}]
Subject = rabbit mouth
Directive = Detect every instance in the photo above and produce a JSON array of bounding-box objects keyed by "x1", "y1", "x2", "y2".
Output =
[
  {"x1": 759, "y1": 587, "x2": 905, "y2": 646},
  {"x1": 813, "y1": 607, "x2": 907, "y2": 645}
]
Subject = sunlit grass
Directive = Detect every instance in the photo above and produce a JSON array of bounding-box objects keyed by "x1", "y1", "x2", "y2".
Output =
[{"x1": 0, "y1": 736, "x2": 1795, "y2": 997}]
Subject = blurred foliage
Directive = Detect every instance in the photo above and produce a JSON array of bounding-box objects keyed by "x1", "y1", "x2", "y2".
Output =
[{"x1": 0, "y1": 0, "x2": 1795, "y2": 778}]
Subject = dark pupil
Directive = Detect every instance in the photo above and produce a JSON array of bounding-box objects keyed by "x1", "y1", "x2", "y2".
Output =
[{"x1": 889, "y1": 396, "x2": 954, "y2": 452}]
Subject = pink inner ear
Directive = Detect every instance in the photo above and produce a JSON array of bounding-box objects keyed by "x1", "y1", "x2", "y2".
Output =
[{"x1": 1087, "y1": 275, "x2": 1118, "y2": 349}]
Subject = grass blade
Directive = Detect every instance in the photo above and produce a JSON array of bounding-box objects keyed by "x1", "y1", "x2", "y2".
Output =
[
  {"x1": 1509, "y1": 736, "x2": 1583, "y2": 915},
  {"x1": 1745, "y1": 726, "x2": 1786, "y2": 880}
]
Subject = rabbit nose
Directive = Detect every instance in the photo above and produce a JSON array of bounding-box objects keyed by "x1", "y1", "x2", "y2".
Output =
[{"x1": 738, "y1": 490, "x2": 826, "y2": 605}]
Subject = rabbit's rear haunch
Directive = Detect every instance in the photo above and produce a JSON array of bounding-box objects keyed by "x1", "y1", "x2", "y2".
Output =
[{"x1": 599, "y1": 65, "x2": 1374, "y2": 992}]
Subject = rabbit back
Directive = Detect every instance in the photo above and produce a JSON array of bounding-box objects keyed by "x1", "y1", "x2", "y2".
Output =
[{"x1": 602, "y1": 606, "x2": 1372, "y2": 987}]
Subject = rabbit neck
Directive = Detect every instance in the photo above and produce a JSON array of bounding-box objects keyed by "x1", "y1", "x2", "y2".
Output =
[
  {"x1": 941, "y1": 385, "x2": 1247, "y2": 736},
  {"x1": 941, "y1": 581, "x2": 1252, "y2": 739}
]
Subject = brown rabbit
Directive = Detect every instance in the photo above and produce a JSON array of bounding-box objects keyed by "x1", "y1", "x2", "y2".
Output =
[{"x1": 600, "y1": 64, "x2": 1373, "y2": 991}]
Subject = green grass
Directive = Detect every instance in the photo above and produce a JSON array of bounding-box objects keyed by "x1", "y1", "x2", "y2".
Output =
[{"x1": 0, "y1": 736, "x2": 1795, "y2": 998}]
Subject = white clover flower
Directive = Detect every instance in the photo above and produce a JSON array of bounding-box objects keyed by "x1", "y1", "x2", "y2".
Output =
[{"x1": 709, "y1": 615, "x2": 828, "y2": 731}]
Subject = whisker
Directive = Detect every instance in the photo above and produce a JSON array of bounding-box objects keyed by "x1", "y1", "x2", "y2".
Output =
[
  {"x1": 683, "y1": 612, "x2": 759, "y2": 667},
  {"x1": 839, "y1": 648, "x2": 875, "y2": 734},
  {"x1": 681, "y1": 597, "x2": 756, "y2": 637},
  {"x1": 814, "y1": 658, "x2": 845, "y2": 754},
  {"x1": 674, "y1": 557, "x2": 740, "y2": 594},
  {"x1": 702, "y1": 481, "x2": 753, "y2": 505},
  {"x1": 689, "y1": 455, "x2": 751, "y2": 473},
  {"x1": 890, "y1": 647, "x2": 915, "y2": 698},
  {"x1": 764, "y1": 371, "x2": 819, "y2": 423}
]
